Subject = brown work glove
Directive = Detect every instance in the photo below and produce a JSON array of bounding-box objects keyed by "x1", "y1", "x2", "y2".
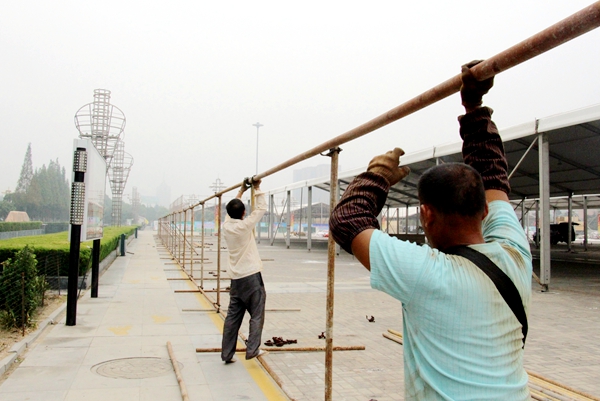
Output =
[
  {"x1": 239, "y1": 178, "x2": 252, "y2": 194},
  {"x1": 367, "y1": 148, "x2": 410, "y2": 186},
  {"x1": 330, "y1": 172, "x2": 389, "y2": 254},
  {"x1": 460, "y1": 60, "x2": 494, "y2": 111}
]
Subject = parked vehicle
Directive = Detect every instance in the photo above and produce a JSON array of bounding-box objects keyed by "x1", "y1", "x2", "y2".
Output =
[{"x1": 533, "y1": 222, "x2": 578, "y2": 245}]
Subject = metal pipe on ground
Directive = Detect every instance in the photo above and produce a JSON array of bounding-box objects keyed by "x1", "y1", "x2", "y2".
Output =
[
  {"x1": 167, "y1": 341, "x2": 190, "y2": 401},
  {"x1": 195, "y1": 346, "x2": 365, "y2": 353}
]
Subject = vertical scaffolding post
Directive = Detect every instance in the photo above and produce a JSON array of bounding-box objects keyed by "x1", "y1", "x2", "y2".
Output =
[
  {"x1": 201, "y1": 203, "x2": 205, "y2": 287},
  {"x1": 216, "y1": 195, "x2": 222, "y2": 310},
  {"x1": 567, "y1": 193, "x2": 573, "y2": 252},
  {"x1": 539, "y1": 132, "x2": 551, "y2": 291},
  {"x1": 307, "y1": 186, "x2": 313, "y2": 252},
  {"x1": 324, "y1": 147, "x2": 340, "y2": 401},
  {"x1": 325, "y1": 148, "x2": 341, "y2": 401},
  {"x1": 286, "y1": 191, "x2": 291, "y2": 249},
  {"x1": 269, "y1": 194, "x2": 274, "y2": 242},
  {"x1": 190, "y1": 207, "x2": 194, "y2": 277},
  {"x1": 584, "y1": 196, "x2": 588, "y2": 251},
  {"x1": 535, "y1": 201, "x2": 540, "y2": 248},
  {"x1": 183, "y1": 210, "x2": 187, "y2": 272},
  {"x1": 521, "y1": 198, "x2": 526, "y2": 229},
  {"x1": 405, "y1": 205, "x2": 409, "y2": 233},
  {"x1": 386, "y1": 206, "x2": 390, "y2": 233}
]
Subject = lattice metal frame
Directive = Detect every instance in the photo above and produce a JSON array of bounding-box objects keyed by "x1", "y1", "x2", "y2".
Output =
[{"x1": 75, "y1": 89, "x2": 133, "y2": 226}]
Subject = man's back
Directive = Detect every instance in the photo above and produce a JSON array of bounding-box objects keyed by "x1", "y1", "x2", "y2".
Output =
[
  {"x1": 223, "y1": 190, "x2": 266, "y2": 279},
  {"x1": 369, "y1": 201, "x2": 532, "y2": 400}
]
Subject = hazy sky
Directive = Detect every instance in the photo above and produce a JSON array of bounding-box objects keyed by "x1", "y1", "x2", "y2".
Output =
[{"x1": 1, "y1": 1, "x2": 599, "y2": 207}]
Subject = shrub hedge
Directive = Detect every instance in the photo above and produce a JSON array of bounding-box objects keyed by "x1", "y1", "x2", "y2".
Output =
[
  {"x1": 44, "y1": 222, "x2": 70, "y2": 234},
  {"x1": 0, "y1": 222, "x2": 43, "y2": 233},
  {"x1": 0, "y1": 226, "x2": 137, "y2": 276}
]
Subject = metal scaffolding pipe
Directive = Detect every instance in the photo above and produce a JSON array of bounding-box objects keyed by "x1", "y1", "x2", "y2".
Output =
[
  {"x1": 177, "y1": 2, "x2": 600, "y2": 212},
  {"x1": 325, "y1": 148, "x2": 340, "y2": 401},
  {"x1": 216, "y1": 196, "x2": 222, "y2": 309}
]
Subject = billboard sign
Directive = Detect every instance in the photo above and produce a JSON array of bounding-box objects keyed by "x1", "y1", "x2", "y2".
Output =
[{"x1": 71, "y1": 138, "x2": 107, "y2": 242}]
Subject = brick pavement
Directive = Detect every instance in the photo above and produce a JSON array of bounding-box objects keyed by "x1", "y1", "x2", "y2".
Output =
[{"x1": 200, "y1": 239, "x2": 600, "y2": 400}]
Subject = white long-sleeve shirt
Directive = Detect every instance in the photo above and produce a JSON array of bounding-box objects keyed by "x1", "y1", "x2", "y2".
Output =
[{"x1": 223, "y1": 190, "x2": 267, "y2": 280}]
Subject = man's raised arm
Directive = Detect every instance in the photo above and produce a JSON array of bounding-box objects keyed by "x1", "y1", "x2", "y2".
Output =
[
  {"x1": 459, "y1": 60, "x2": 510, "y2": 203},
  {"x1": 329, "y1": 148, "x2": 410, "y2": 270}
]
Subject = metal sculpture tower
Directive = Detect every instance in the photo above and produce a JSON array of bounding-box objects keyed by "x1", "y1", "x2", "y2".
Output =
[{"x1": 75, "y1": 89, "x2": 133, "y2": 226}]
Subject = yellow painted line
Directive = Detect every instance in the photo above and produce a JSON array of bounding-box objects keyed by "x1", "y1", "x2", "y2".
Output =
[{"x1": 179, "y1": 270, "x2": 289, "y2": 400}]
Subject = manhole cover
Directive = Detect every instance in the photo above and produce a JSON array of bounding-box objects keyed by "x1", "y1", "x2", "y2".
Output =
[{"x1": 92, "y1": 357, "x2": 183, "y2": 379}]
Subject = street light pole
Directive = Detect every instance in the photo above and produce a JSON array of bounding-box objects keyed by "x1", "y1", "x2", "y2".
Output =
[{"x1": 252, "y1": 122, "x2": 263, "y2": 175}]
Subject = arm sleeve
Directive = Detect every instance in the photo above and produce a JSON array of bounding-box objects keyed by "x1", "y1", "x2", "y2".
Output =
[
  {"x1": 369, "y1": 230, "x2": 433, "y2": 304},
  {"x1": 482, "y1": 201, "x2": 532, "y2": 263},
  {"x1": 329, "y1": 172, "x2": 389, "y2": 254},
  {"x1": 459, "y1": 106, "x2": 510, "y2": 194},
  {"x1": 243, "y1": 190, "x2": 267, "y2": 229}
]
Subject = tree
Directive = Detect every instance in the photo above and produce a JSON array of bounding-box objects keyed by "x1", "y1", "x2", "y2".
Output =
[
  {"x1": 0, "y1": 246, "x2": 45, "y2": 329},
  {"x1": 16, "y1": 143, "x2": 33, "y2": 194},
  {"x1": 0, "y1": 199, "x2": 15, "y2": 220}
]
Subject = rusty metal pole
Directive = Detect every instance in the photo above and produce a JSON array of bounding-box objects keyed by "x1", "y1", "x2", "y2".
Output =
[
  {"x1": 201, "y1": 203, "x2": 205, "y2": 288},
  {"x1": 163, "y1": 4, "x2": 600, "y2": 235},
  {"x1": 180, "y1": 211, "x2": 184, "y2": 264},
  {"x1": 190, "y1": 206, "x2": 194, "y2": 277},
  {"x1": 183, "y1": 210, "x2": 187, "y2": 272},
  {"x1": 249, "y1": 2, "x2": 600, "y2": 186},
  {"x1": 324, "y1": 147, "x2": 340, "y2": 401},
  {"x1": 216, "y1": 195, "x2": 222, "y2": 310}
]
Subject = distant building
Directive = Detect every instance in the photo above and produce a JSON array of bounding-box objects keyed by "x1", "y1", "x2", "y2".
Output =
[
  {"x1": 6, "y1": 211, "x2": 30, "y2": 222},
  {"x1": 292, "y1": 164, "x2": 339, "y2": 205},
  {"x1": 156, "y1": 181, "x2": 171, "y2": 208}
]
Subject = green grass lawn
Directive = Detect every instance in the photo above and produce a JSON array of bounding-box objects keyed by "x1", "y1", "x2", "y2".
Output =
[{"x1": 0, "y1": 226, "x2": 137, "y2": 275}]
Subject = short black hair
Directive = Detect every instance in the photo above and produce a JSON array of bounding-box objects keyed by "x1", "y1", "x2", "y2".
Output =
[
  {"x1": 226, "y1": 199, "x2": 245, "y2": 219},
  {"x1": 417, "y1": 163, "x2": 486, "y2": 216}
]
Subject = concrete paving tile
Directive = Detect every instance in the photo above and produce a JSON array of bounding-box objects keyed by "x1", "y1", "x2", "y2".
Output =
[
  {"x1": 90, "y1": 335, "x2": 144, "y2": 347},
  {"x1": 209, "y1": 382, "x2": 269, "y2": 401},
  {"x1": 184, "y1": 384, "x2": 214, "y2": 401},
  {"x1": 82, "y1": 344, "x2": 143, "y2": 365},
  {"x1": 139, "y1": 385, "x2": 183, "y2": 401},
  {"x1": 0, "y1": 365, "x2": 78, "y2": 392},
  {"x1": 185, "y1": 323, "x2": 223, "y2": 335},
  {"x1": 64, "y1": 387, "x2": 140, "y2": 401},
  {"x1": 95, "y1": 324, "x2": 143, "y2": 337},
  {"x1": 141, "y1": 323, "x2": 187, "y2": 336},
  {"x1": 69, "y1": 365, "x2": 142, "y2": 389},
  {"x1": 19, "y1": 345, "x2": 88, "y2": 367},
  {"x1": 100, "y1": 313, "x2": 144, "y2": 326},
  {"x1": 40, "y1": 336, "x2": 94, "y2": 348},
  {"x1": 0, "y1": 390, "x2": 67, "y2": 401},
  {"x1": 140, "y1": 334, "x2": 193, "y2": 346},
  {"x1": 191, "y1": 333, "x2": 222, "y2": 348}
]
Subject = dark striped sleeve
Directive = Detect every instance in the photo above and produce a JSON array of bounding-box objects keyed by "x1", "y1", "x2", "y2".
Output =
[
  {"x1": 459, "y1": 106, "x2": 511, "y2": 194},
  {"x1": 329, "y1": 172, "x2": 390, "y2": 254}
]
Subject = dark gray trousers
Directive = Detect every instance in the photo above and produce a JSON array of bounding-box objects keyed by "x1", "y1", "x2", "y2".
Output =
[{"x1": 221, "y1": 272, "x2": 266, "y2": 361}]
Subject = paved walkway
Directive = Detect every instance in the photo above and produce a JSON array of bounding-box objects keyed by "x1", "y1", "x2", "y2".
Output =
[
  {"x1": 0, "y1": 230, "x2": 287, "y2": 401},
  {"x1": 1, "y1": 229, "x2": 599, "y2": 400}
]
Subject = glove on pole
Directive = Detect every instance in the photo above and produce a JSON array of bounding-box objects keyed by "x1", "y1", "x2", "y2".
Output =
[
  {"x1": 459, "y1": 61, "x2": 510, "y2": 195},
  {"x1": 330, "y1": 148, "x2": 410, "y2": 254}
]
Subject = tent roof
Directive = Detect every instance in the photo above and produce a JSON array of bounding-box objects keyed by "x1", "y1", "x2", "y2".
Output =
[{"x1": 270, "y1": 103, "x2": 600, "y2": 210}]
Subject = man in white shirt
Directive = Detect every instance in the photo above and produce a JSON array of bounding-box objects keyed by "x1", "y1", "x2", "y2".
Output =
[{"x1": 221, "y1": 178, "x2": 268, "y2": 363}]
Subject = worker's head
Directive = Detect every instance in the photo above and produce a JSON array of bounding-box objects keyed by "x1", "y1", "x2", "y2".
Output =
[
  {"x1": 226, "y1": 199, "x2": 246, "y2": 220},
  {"x1": 417, "y1": 163, "x2": 487, "y2": 248}
]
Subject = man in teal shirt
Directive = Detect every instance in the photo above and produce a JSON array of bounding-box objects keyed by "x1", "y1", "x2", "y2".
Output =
[{"x1": 330, "y1": 62, "x2": 532, "y2": 400}]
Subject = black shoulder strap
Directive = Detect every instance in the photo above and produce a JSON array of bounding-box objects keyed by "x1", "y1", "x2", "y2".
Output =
[{"x1": 445, "y1": 245, "x2": 528, "y2": 347}]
